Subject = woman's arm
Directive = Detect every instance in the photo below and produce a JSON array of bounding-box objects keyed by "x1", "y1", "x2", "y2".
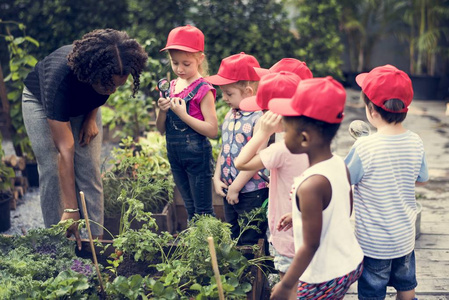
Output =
[
  {"x1": 170, "y1": 91, "x2": 218, "y2": 138},
  {"x1": 79, "y1": 108, "x2": 99, "y2": 146},
  {"x1": 47, "y1": 119, "x2": 82, "y2": 249}
]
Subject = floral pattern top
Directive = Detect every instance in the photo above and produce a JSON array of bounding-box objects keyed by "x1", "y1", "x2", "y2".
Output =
[{"x1": 219, "y1": 108, "x2": 267, "y2": 193}]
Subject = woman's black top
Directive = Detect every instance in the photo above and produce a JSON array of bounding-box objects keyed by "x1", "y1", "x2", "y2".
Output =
[{"x1": 24, "y1": 45, "x2": 109, "y2": 122}]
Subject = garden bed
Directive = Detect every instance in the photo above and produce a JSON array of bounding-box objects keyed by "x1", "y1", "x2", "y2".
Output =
[{"x1": 76, "y1": 237, "x2": 269, "y2": 299}]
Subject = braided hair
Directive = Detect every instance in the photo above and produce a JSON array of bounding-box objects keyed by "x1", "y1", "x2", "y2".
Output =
[{"x1": 67, "y1": 29, "x2": 148, "y2": 96}]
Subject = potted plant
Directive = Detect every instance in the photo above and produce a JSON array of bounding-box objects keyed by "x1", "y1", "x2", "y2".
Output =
[
  {"x1": 394, "y1": 0, "x2": 449, "y2": 99},
  {"x1": 0, "y1": 21, "x2": 38, "y2": 160},
  {"x1": 340, "y1": 0, "x2": 398, "y2": 88},
  {"x1": 102, "y1": 133, "x2": 176, "y2": 236},
  {"x1": 0, "y1": 132, "x2": 14, "y2": 232}
]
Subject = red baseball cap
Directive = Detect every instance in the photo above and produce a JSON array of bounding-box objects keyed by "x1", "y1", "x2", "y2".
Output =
[
  {"x1": 254, "y1": 58, "x2": 313, "y2": 80},
  {"x1": 239, "y1": 71, "x2": 301, "y2": 111},
  {"x1": 160, "y1": 25, "x2": 204, "y2": 52},
  {"x1": 355, "y1": 64, "x2": 413, "y2": 113},
  {"x1": 205, "y1": 52, "x2": 261, "y2": 85},
  {"x1": 269, "y1": 76, "x2": 346, "y2": 124}
]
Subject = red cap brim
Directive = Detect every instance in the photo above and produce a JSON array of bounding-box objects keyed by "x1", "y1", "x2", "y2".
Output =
[
  {"x1": 268, "y1": 98, "x2": 299, "y2": 116},
  {"x1": 204, "y1": 74, "x2": 238, "y2": 86},
  {"x1": 160, "y1": 45, "x2": 201, "y2": 52},
  {"x1": 355, "y1": 73, "x2": 368, "y2": 88},
  {"x1": 239, "y1": 96, "x2": 263, "y2": 111},
  {"x1": 253, "y1": 67, "x2": 270, "y2": 78}
]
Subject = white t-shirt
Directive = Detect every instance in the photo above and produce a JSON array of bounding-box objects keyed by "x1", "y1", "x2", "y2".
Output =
[{"x1": 291, "y1": 155, "x2": 363, "y2": 283}]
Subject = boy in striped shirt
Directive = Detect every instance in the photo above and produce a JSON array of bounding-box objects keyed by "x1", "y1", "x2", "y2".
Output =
[{"x1": 345, "y1": 65, "x2": 429, "y2": 300}]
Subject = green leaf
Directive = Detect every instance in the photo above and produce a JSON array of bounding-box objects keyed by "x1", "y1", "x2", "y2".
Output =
[
  {"x1": 190, "y1": 283, "x2": 203, "y2": 291},
  {"x1": 24, "y1": 36, "x2": 39, "y2": 47}
]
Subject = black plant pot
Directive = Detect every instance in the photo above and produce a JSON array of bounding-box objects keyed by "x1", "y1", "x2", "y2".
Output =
[
  {"x1": 409, "y1": 75, "x2": 441, "y2": 100},
  {"x1": 25, "y1": 162, "x2": 39, "y2": 187},
  {"x1": 0, "y1": 192, "x2": 12, "y2": 232}
]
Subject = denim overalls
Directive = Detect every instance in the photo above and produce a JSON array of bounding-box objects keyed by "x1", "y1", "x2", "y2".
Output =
[{"x1": 165, "y1": 81, "x2": 214, "y2": 220}]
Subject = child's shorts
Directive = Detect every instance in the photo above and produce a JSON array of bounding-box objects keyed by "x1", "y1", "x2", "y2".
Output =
[
  {"x1": 296, "y1": 262, "x2": 363, "y2": 299},
  {"x1": 358, "y1": 251, "x2": 417, "y2": 300},
  {"x1": 269, "y1": 244, "x2": 293, "y2": 274}
]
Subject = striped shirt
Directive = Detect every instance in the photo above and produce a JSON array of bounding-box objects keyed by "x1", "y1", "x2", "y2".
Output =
[{"x1": 345, "y1": 131, "x2": 428, "y2": 259}]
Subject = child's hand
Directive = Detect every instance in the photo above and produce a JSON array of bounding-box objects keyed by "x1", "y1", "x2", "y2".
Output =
[
  {"x1": 259, "y1": 111, "x2": 283, "y2": 135},
  {"x1": 170, "y1": 97, "x2": 188, "y2": 118},
  {"x1": 157, "y1": 97, "x2": 171, "y2": 112},
  {"x1": 213, "y1": 177, "x2": 228, "y2": 197},
  {"x1": 270, "y1": 282, "x2": 291, "y2": 300},
  {"x1": 277, "y1": 213, "x2": 292, "y2": 231},
  {"x1": 226, "y1": 184, "x2": 240, "y2": 205}
]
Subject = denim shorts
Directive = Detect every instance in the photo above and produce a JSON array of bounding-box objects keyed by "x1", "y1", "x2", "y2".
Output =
[
  {"x1": 358, "y1": 251, "x2": 417, "y2": 300},
  {"x1": 269, "y1": 245, "x2": 293, "y2": 274}
]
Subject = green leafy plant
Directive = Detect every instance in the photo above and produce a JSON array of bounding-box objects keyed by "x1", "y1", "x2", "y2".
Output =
[
  {"x1": 0, "y1": 227, "x2": 99, "y2": 299},
  {"x1": 394, "y1": 0, "x2": 449, "y2": 75},
  {"x1": 102, "y1": 39, "x2": 164, "y2": 140},
  {"x1": 102, "y1": 133, "x2": 175, "y2": 220},
  {"x1": 290, "y1": 0, "x2": 344, "y2": 78},
  {"x1": 0, "y1": 132, "x2": 15, "y2": 192},
  {"x1": 0, "y1": 20, "x2": 38, "y2": 160},
  {"x1": 340, "y1": 0, "x2": 398, "y2": 72}
]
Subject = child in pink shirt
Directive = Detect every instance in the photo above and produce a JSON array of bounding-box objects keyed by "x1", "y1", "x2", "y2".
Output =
[{"x1": 235, "y1": 71, "x2": 309, "y2": 300}]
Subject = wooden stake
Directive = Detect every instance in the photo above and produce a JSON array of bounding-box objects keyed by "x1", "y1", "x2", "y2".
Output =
[
  {"x1": 207, "y1": 236, "x2": 225, "y2": 300},
  {"x1": 80, "y1": 191, "x2": 105, "y2": 293}
]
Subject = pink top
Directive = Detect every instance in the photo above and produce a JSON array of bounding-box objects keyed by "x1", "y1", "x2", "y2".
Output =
[
  {"x1": 170, "y1": 78, "x2": 216, "y2": 121},
  {"x1": 259, "y1": 141, "x2": 309, "y2": 258}
]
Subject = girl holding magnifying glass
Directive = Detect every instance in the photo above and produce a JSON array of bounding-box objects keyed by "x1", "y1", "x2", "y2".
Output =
[{"x1": 156, "y1": 25, "x2": 218, "y2": 222}]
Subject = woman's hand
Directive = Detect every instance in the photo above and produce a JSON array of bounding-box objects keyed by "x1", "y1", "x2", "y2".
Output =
[
  {"x1": 79, "y1": 119, "x2": 99, "y2": 146},
  {"x1": 60, "y1": 211, "x2": 82, "y2": 250},
  {"x1": 170, "y1": 97, "x2": 188, "y2": 118},
  {"x1": 277, "y1": 213, "x2": 293, "y2": 231},
  {"x1": 157, "y1": 97, "x2": 171, "y2": 113}
]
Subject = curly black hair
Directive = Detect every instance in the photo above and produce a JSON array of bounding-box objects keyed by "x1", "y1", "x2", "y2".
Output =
[{"x1": 67, "y1": 29, "x2": 148, "y2": 96}]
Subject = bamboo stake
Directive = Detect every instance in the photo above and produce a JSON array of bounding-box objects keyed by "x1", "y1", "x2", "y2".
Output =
[
  {"x1": 207, "y1": 236, "x2": 225, "y2": 300},
  {"x1": 80, "y1": 191, "x2": 105, "y2": 293}
]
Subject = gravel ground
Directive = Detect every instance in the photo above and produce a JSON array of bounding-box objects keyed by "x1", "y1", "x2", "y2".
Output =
[{"x1": 1, "y1": 141, "x2": 118, "y2": 236}]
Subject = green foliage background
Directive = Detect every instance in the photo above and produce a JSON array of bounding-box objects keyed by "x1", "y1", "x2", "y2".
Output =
[{"x1": 1, "y1": 0, "x2": 344, "y2": 78}]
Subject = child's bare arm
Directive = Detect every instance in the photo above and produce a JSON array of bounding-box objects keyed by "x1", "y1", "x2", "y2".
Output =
[
  {"x1": 234, "y1": 129, "x2": 267, "y2": 171},
  {"x1": 236, "y1": 112, "x2": 282, "y2": 169},
  {"x1": 415, "y1": 181, "x2": 428, "y2": 186},
  {"x1": 277, "y1": 213, "x2": 293, "y2": 231},
  {"x1": 226, "y1": 170, "x2": 258, "y2": 205},
  {"x1": 156, "y1": 97, "x2": 170, "y2": 134},
  {"x1": 271, "y1": 176, "x2": 327, "y2": 299},
  {"x1": 213, "y1": 149, "x2": 228, "y2": 197}
]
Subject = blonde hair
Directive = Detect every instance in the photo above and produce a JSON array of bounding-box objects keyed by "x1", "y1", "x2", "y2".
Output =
[{"x1": 168, "y1": 49, "x2": 209, "y2": 77}]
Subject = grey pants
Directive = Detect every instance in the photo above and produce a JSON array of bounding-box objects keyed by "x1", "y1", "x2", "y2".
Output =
[{"x1": 22, "y1": 87, "x2": 104, "y2": 235}]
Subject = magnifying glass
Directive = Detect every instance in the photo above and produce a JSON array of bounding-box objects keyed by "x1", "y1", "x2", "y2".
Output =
[
  {"x1": 348, "y1": 120, "x2": 371, "y2": 140},
  {"x1": 157, "y1": 78, "x2": 171, "y2": 99}
]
